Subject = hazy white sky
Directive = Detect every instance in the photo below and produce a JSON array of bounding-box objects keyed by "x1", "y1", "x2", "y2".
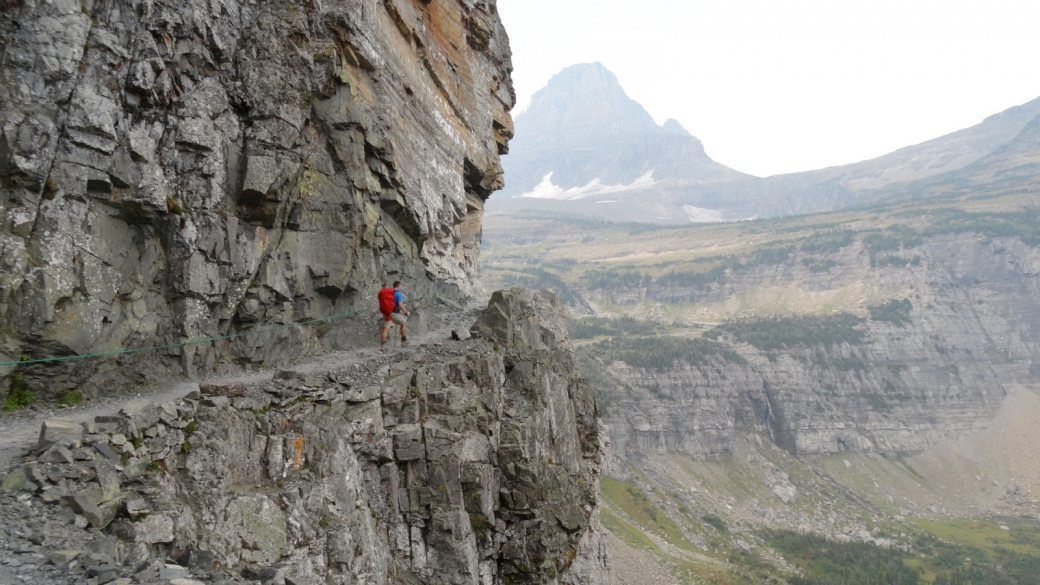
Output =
[{"x1": 498, "y1": 0, "x2": 1040, "y2": 177}]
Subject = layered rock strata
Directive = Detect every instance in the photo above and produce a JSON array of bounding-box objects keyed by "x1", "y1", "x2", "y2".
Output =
[
  {"x1": 0, "y1": 0, "x2": 515, "y2": 397},
  {"x1": 0, "y1": 289, "x2": 608, "y2": 584},
  {"x1": 587, "y1": 233, "x2": 1040, "y2": 465}
]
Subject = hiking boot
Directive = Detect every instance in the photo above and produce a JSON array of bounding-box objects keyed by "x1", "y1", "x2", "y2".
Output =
[
  {"x1": 401, "y1": 340, "x2": 410, "y2": 347},
  {"x1": 380, "y1": 342, "x2": 389, "y2": 352}
]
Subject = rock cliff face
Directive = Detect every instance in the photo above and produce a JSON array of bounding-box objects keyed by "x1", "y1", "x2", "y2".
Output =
[
  {"x1": 0, "y1": 0, "x2": 514, "y2": 395},
  {"x1": 0, "y1": 289, "x2": 609, "y2": 585},
  {"x1": 587, "y1": 233, "x2": 1040, "y2": 465}
]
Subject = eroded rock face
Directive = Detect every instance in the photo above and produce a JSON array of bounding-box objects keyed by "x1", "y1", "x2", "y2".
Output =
[
  {"x1": 1, "y1": 290, "x2": 606, "y2": 585},
  {"x1": 0, "y1": 0, "x2": 514, "y2": 395},
  {"x1": 589, "y1": 233, "x2": 1040, "y2": 467}
]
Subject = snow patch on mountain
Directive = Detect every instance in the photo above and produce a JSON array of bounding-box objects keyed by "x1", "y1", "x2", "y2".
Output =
[{"x1": 521, "y1": 171, "x2": 659, "y2": 200}]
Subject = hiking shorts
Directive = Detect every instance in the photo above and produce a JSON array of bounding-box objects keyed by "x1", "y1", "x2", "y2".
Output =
[{"x1": 383, "y1": 313, "x2": 407, "y2": 328}]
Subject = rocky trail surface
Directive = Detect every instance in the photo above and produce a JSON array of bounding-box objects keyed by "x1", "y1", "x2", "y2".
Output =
[
  {"x1": 0, "y1": 306, "x2": 483, "y2": 471},
  {"x1": 0, "y1": 308, "x2": 483, "y2": 585},
  {"x1": 0, "y1": 383, "x2": 199, "y2": 474},
  {"x1": 0, "y1": 291, "x2": 608, "y2": 585}
]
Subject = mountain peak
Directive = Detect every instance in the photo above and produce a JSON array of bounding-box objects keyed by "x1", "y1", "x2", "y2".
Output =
[
  {"x1": 662, "y1": 119, "x2": 692, "y2": 137},
  {"x1": 494, "y1": 63, "x2": 746, "y2": 222},
  {"x1": 518, "y1": 62, "x2": 658, "y2": 135}
]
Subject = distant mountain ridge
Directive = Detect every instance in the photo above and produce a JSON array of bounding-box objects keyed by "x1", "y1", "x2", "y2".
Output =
[
  {"x1": 489, "y1": 62, "x2": 1040, "y2": 223},
  {"x1": 493, "y1": 63, "x2": 750, "y2": 223}
]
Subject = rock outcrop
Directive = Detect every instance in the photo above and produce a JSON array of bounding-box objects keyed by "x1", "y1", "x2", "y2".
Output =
[
  {"x1": 0, "y1": 289, "x2": 608, "y2": 584},
  {"x1": 0, "y1": 0, "x2": 515, "y2": 397}
]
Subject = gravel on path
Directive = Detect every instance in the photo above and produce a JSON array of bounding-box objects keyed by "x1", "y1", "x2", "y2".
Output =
[{"x1": 0, "y1": 305, "x2": 482, "y2": 471}]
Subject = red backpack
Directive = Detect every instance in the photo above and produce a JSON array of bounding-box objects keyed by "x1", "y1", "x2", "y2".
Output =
[{"x1": 378, "y1": 288, "x2": 396, "y2": 317}]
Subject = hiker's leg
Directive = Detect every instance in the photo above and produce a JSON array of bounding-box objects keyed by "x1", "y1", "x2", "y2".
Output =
[
  {"x1": 381, "y1": 319, "x2": 390, "y2": 342},
  {"x1": 390, "y1": 313, "x2": 409, "y2": 345}
]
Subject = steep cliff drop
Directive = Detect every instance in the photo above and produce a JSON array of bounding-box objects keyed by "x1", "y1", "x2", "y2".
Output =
[{"x1": 0, "y1": 0, "x2": 515, "y2": 399}]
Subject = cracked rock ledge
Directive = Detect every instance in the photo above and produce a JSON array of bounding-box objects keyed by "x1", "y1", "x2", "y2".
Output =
[{"x1": 0, "y1": 290, "x2": 611, "y2": 585}]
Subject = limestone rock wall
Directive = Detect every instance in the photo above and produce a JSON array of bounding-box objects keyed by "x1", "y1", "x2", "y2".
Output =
[{"x1": 0, "y1": 0, "x2": 514, "y2": 396}]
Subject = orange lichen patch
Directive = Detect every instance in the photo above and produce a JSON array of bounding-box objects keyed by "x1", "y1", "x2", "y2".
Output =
[
  {"x1": 422, "y1": 0, "x2": 472, "y2": 79},
  {"x1": 418, "y1": 0, "x2": 479, "y2": 118},
  {"x1": 291, "y1": 436, "x2": 305, "y2": 470},
  {"x1": 415, "y1": 0, "x2": 462, "y2": 49}
]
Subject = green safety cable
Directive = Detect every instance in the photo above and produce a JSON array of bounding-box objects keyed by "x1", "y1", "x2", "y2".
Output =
[{"x1": 0, "y1": 285, "x2": 455, "y2": 367}]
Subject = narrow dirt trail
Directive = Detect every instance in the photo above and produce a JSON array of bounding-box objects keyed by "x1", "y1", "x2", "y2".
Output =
[
  {"x1": 0, "y1": 382, "x2": 200, "y2": 471},
  {"x1": 0, "y1": 306, "x2": 481, "y2": 470}
]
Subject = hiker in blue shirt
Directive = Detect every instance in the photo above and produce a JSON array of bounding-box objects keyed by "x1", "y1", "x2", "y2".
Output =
[{"x1": 379, "y1": 281, "x2": 411, "y2": 350}]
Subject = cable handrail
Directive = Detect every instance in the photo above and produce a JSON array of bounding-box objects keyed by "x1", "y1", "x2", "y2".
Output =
[{"x1": 0, "y1": 285, "x2": 455, "y2": 367}]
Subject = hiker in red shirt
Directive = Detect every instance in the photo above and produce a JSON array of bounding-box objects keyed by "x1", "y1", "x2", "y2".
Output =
[{"x1": 378, "y1": 281, "x2": 411, "y2": 351}]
